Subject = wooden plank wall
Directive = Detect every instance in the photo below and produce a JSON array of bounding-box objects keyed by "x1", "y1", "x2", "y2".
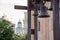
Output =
[
  {"x1": 31, "y1": 11, "x2": 53, "y2": 40},
  {"x1": 38, "y1": 11, "x2": 53, "y2": 40}
]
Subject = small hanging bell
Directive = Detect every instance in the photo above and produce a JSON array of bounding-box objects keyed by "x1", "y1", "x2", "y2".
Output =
[{"x1": 33, "y1": 9, "x2": 38, "y2": 16}]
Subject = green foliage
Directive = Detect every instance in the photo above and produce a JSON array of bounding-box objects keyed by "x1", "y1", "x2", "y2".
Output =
[
  {"x1": 0, "y1": 19, "x2": 14, "y2": 40},
  {"x1": 13, "y1": 34, "x2": 26, "y2": 40}
]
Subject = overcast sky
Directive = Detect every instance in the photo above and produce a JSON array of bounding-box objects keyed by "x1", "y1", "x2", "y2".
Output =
[{"x1": 0, "y1": 0, "x2": 27, "y2": 27}]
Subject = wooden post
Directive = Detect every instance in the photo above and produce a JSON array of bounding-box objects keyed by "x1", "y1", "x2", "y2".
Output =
[
  {"x1": 53, "y1": 0, "x2": 60, "y2": 40},
  {"x1": 34, "y1": 16, "x2": 38, "y2": 40},
  {"x1": 34, "y1": 0, "x2": 38, "y2": 40},
  {"x1": 27, "y1": 0, "x2": 31, "y2": 40}
]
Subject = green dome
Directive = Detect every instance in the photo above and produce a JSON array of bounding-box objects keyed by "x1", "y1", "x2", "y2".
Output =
[
  {"x1": 18, "y1": 21, "x2": 21, "y2": 24},
  {"x1": 18, "y1": 19, "x2": 22, "y2": 24}
]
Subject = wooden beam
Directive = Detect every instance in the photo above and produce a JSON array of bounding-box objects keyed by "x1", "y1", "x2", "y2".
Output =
[
  {"x1": 14, "y1": 5, "x2": 53, "y2": 11},
  {"x1": 27, "y1": 0, "x2": 31, "y2": 40},
  {"x1": 34, "y1": 16, "x2": 38, "y2": 40},
  {"x1": 34, "y1": 0, "x2": 38, "y2": 40},
  {"x1": 44, "y1": 0, "x2": 51, "y2": 1},
  {"x1": 14, "y1": 5, "x2": 27, "y2": 10},
  {"x1": 53, "y1": 0, "x2": 60, "y2": 40},
  {"x1": 14, "y1": 5, "x2": 34, "y2": 10},
  {"x1": 37, "y1": 0, "x2": 51, "y2": 1}
]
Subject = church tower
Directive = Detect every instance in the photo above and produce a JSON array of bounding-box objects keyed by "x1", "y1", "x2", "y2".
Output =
[{"x1": 16, "y1": 19, "x2": 23, "y2": 35}]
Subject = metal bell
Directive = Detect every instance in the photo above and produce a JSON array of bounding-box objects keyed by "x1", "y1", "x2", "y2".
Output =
[
  {"x1": 33, "y1": 9, "x2": 38, "y2": 16},
  {"x1": 38, "y1": 5, "x2": 50, "y2": 18}
]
